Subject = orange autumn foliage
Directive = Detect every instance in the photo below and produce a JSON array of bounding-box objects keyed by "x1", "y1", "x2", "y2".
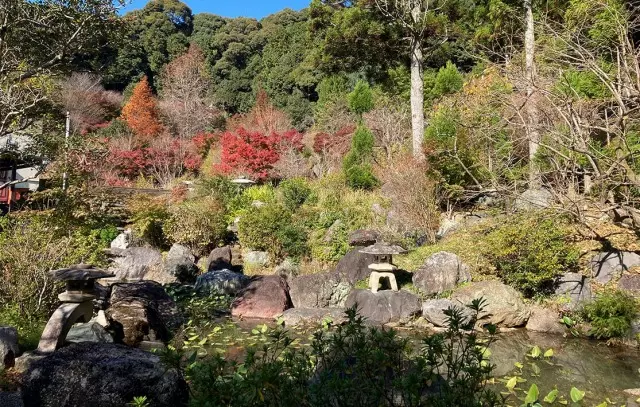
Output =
[{"x1": 120, "y1": 76, "x2": 163, "y2": 142}]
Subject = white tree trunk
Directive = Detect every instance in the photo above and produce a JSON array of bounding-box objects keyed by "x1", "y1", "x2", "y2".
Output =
[
  {"x1": 525, "y1": 0, "x2": 541, "y2": 188},
  {"x1": 410, "y1": 36, "x2": 425, "y2": 160}
]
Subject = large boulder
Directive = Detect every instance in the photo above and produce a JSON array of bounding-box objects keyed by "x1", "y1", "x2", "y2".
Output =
[
  {"x1": 110, "y1": 230, "x2": 132, "y2": 250},
  {"x1": 344, "y1": 289, "x2": 421, "y2": 324},
  {"x1": 279, "y1": 308, "x2": 347, "y2": 327},
  {"x1": 618, "y1": 274, "x2": 640, "y2": 294},
  {"x1": 422, "y1": 299, "x2": 472, "y2": 327},
  {"x1": 590, "y1": 251, "x2": 640, "y2": 284},
  {"x1": 106, "y1": 281, "x2": 184, "y2": 347},
  {"x1": 515, "y1": 188, "x2": 553, "y2": 210},
  {"x1": 232, "y1": 276, "x2": 291, "y2": 319},
  {"x1": 66, "y1": 322, "x2": 114, "y2": 344},
  {"x1": 334, "y1": 248, "x2": 376, "y2": 284},
  {"x1": 195, "y1": 270, "x2": 248, "y2": 296},
  {"x1": 348, "y1": 229, "x2": 379, "y2": 247},
  {"x1": 412, "y1": 252, "x2": 471, "y2": 296},
  {"x1": 164, "y1": 244, "x2": 199, "y2": 283},
  {"x1": 0, "y1": 326, "x2": 18, "y2": 371},
  {"x1": 555, "y1": 273, "x2": 592, "y2": 309},
  {"x1": 525, "y1": 306, "x2": 566, "y2": 335},
  {"x1": 206, "y1": 246, "x2": 233, "y2": 271},
  {"x1": 288, "y1": 272, "x2": 352, "y2": 309},
  {"x1": 21, "y1": 343, "x2": 188, "y2": 407},
  {"x1": 451, "y1": 280, "x2": 530, "y2": 327},
  {"x1": 109, "y1": 247, "x2": 163, "y2": 281}
]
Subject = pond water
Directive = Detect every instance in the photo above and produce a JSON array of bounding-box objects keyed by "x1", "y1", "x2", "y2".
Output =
[{"x1": 180, "y1": 318, "x2": 640, "y2": 405}]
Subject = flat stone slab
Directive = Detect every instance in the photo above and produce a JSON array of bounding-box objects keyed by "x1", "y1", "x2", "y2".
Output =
[{"x1": 279, "y1": 308, "x2": 346, "y2": 326}]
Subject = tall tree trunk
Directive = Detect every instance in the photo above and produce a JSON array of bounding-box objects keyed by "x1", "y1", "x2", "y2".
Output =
[
  {"x1": 524, "y1": 0, "x2": 541, "y2": 188},
  {"x1": 410, "y1": 35, "x2": 425, "y2": 160}
]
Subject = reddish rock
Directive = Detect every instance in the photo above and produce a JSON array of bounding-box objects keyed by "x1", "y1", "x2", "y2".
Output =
[{"x1": 231, "y1": 276, "x2": 291, "y2": 319}]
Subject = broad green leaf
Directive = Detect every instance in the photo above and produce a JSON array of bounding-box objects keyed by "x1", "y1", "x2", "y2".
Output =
[
  {"x1": 543, "y1": 349, "x2": 554, "y2": 358},
  {"x1": 594, "y1": 403, "x2": 608, "y2": 407},
  {"x1": 570, "y1": 387, "x2": 585, "y2": 402},
  {"x1": 529, "y1": 346, "x2": 542, "y2": 358},
  {"x1": 506, "y1": 376, "x2": 518, "y2": 391},
  {"x1": 515, "y1": 362, "x2": 524, "y2": 369},
  {"x1": 543, "y1": 389, "x2": 558, "y2": 403},
  {"x1": 525, "y1": 384, "x2": 539, "y2": 404}
]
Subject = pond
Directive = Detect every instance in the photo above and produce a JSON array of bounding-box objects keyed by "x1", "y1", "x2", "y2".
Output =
[{"x1": 178, "y1": 317, "x2": 640, "y2": 405}]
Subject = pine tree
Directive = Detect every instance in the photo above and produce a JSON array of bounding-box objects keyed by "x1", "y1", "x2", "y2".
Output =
[{"x1": 120, "y1": 76, "x2": 164, "y2": 142}]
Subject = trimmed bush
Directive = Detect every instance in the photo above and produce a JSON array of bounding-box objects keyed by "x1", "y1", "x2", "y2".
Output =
[
  {"x1": 237, "y1": 204, "x2": 308, "y2": 261},
  {"x1": 348, "y1": 80, "x2": 374, "y2": 117},
  {"x1": 164, "y1": 197, "x2": 228, "y2": 256},
  {"x1": 583, "y1": 290, "x2": 638, "y2": 339},
  {"x1": 486, "y1": 213, "x2": 579, "y2": 297},
  {"x1": 279, "y1": 178, "x2": 313, "y2": 211}
]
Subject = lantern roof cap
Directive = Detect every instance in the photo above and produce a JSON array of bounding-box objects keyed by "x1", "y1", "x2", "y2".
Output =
[
  {"x1": 359, "y1": 242, "x2": 407, "y2": 255},
  {"x1": 49, "y1": 264, "x2": 114, "y2": 281}
]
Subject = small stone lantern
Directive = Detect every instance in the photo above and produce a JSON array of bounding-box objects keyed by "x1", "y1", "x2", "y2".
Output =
[
  {"x1": 231, "y1": 177, "x2": 256, "y2": 187},
  {"x1": 37, "y1": 265, "x2": 114, "y2": 352},
  {"x1": 359, "y1": 242, "x2": 407, "y2": 294}
]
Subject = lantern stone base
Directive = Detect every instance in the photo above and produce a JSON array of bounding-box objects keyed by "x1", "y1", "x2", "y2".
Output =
[{"x1": 369, "y1": 271, "x2": 399, "y2": 293}]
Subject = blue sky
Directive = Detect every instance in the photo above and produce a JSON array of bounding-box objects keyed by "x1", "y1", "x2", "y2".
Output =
[{"x1": 121, "y1": 0, "x2": 309, "y2": 19}]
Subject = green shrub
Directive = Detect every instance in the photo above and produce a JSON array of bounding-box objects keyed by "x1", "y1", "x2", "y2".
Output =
[
  {"x1": 431, "y1": 61, "x2": 464, "y2": 99},
  {"x1": 180, "y1": 301, "x2": 500, "y2": 406},
  {"x1": 0, "y1": 214, "x2": 110, "y2": 319},
  {"x1": 345, "y1": 164, "x2": 379, "y2": 190},
  {"x1": 127, "y1": 194, "x2": 170, "y2": 248},
  {"x1": 278, "y1": 178, "x2": 312, "y2": 211},
  {"x1": 343, "y1": 125, "x2": 378, "y2": 190},
  {"x1": 195, "y1": 175, "x2": 241, "y2": 204},
  {"x1": 348, "y1": 79, "x2": 374, "y2": 117},
  {"x1": 486, "y1": 213, "x2": 579, "y2": 297},
  {"x1": 238, "y1": 204, "x2": 308, "y2": 261},
  {"x1": 164, "y1": 197, "x2": 228, "y2": 256},
  {"x1": 227, "y1": 184, "x2": 277, "y2": 221},
  {"x1": 0, "y1": 304, "x2": 46, "y2": 351},
  {"x1": 582, "y1": 290, "x2": 638, "y2": 339}
]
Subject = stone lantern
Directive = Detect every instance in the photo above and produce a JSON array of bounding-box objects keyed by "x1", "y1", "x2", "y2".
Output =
[
  {"x1": 359, "y1": 242, "x2": 407, "y2": 294},
  {"x1": 37, "y1": 264, "x2": 114, "y2": 353},
  {"x1": 231, "y1": 177, "x2": 256, "y2": 187}
]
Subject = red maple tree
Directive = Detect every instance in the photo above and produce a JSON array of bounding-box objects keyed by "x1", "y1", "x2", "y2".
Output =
[{"x1": 214, "y1": 127, "x2": 303, "y2": 180}]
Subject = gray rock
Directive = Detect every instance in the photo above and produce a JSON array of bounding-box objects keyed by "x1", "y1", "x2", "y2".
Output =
[
  {"x1": 0, "y1": 326, "x2": 18, "y2": 370},
  {"x1": 93, "y1": 283, "x2": 111, "y2": 310},
  {"x1": 232, "y1": 276, "x2": 291, "y2": 319},
  {"x1": 525, "y1": 306, "x2": 565, "y2": 335},
  {"x1": 555, "y1": 273, "x2": 592, "y2": 308},
  {"x1": 0, "y1": 392, "x2": 22, "y2": 407},
  {"x1": 515, "y1": 188, "x2": 553, "y2": 210},
  {"x1": 21, "y1": 343, "x2": 188, "y2": 407},
  {"x1": 279, "y1": 308, "x2": 347, "y2": 326},
  {"x1": 206, "y1": 246, "x2": 233, "y2": 271},
  {"x1": 590, "y1": 251, "x2": 640, "y2": 284},
  {"x1": 110, "y1": 230, "x2": 131, "y2": 250},
  {"x1": 412, "y1": 252, "x2": 471, "y2": 296},
  {"x1": 164, "y1": 244, "x2": 198, "y2": 283},
  {"x1": 451, "y1": 280, "x2": 530, "y2": 327},
  {"x1": 348, "y1": 229, "x2": 379, "y2": 247},
  {"x1": 195, "y1": 270, "x2": 248, "y2": 296},
  {"x1": 618, "y1": 274, "x2": 640, "y2": 294},
  {"x1": 275, "y1": 258, "x2": 301, "y2": 279},
  {"x1": 243, "y1": 250, "x2": 270, "y2": 268},
  {"x1": 109, "y1": 247, "x2": 163, "y2": 281},
  {"x1": 334, "y1": 248, "x2": 376, "y2": 284},
  {"x1": 106, "y1": 281, "x2": 184, "y2": 347},
  {"x1": 289, "y1": 272, "x2": 352, "y2": 308},
  {"x1": 422, "y1": 299, "x2": 472, "y2": 327},
  {"x1": 344, "y1": 289, "x2": 421, "y2": 324},
  {"x1": 66, "y1": 322, "x2": 113, "y2": 344}
]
